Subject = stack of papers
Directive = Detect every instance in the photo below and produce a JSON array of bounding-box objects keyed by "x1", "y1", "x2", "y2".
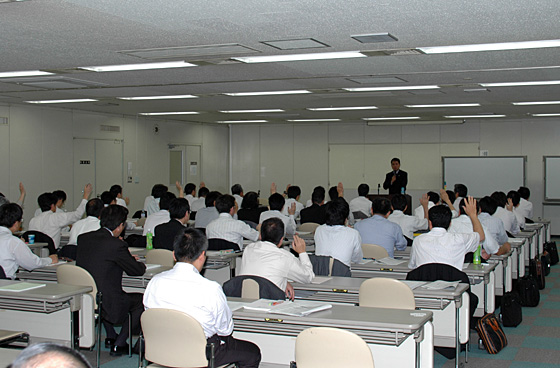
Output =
[
  {"x1": 243, "y1": 299, "x2": 332, "y2": 316},
  {"x1": 422, "y1": 281, "x2": 459, "y2": 290},
  {"x1": 0, "y1": 282, "x2": 46, "y2": 292},
  {"x1": 376, "y1": 257, "x2": 406, "y2": 266}
]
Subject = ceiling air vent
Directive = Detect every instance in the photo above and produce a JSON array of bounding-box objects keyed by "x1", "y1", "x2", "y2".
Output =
[{"x1": 100, "y1": 125, "x2": 120, "y2": 133}]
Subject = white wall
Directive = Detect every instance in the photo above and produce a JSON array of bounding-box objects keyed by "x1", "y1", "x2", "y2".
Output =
[{"x1": 0, "y1": 103, "x2": 229, "y2": 228}]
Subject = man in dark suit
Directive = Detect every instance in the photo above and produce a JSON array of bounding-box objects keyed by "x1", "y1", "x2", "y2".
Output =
[
  {"x1": 383, "y1": 157, "x2": 408, "y2": 194},
  {"x1": 154, "y1": 198, "x2": 190, "y2": 251},
  {"x1": 300, "y1": 187, "x2": 326, "y2": 225},
  {"x1": 76, "y1": 205, "x2": 146, "y2": 356}
]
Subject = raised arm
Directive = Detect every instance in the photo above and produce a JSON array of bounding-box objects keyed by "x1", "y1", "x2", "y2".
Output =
[
  {"x1": 439, "y1": 189, "x2": 456, "y2": 212},
  {"x1": 419, "y1": 193, "x2": 429, "y2": 220},
  {"x1": 463, "y1": 196, "x2": 485, "y2": 242}
]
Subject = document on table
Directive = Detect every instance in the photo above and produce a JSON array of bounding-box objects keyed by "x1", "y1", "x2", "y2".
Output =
[
  {"x1": 243, "y1": 299, "x2": 332, "y2": 316},
  {"x1": 375, "y1": 257, "x2": 406, "y2": 266},
  {"x1": 46, "y1": 260, "x2": 67, "y2": 267},
  {"x1": 311, "y1": 276, "x2": 332, "y2": 284},
  {"x1": 0, "y1": 282, "x2": 46, "y2": 292},
  {"x1": 422, "y1": 281, "x2": 459, "y2": 290},
  {"x1": 401, "y1": 280, "x2": 427, "y2": 290}
]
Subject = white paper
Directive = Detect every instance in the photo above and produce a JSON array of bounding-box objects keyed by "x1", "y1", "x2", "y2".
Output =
[
  {"x1": 376, "y1": 257, "x2": 406, "y2": 265},
  {"x1": 311, "y1": 276, "x2": 332, "y2": 284},
  {"x1": 401, "y1": 280, "x2": 427, "y2": 290},
  {"x1": 423, "y1": 280, "x2": 459, "y2": 290}
]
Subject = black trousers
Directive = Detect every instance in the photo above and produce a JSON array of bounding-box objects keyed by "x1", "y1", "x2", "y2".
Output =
[
  {"x1": 208, "y1": 334, "x2": 261, "y2": 368},
  {"x1": 104, "y1": 293, "x2": 144, "y2": 347}
]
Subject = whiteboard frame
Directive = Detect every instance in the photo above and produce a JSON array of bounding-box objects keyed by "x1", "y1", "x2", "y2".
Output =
[{"x1": 544, "y1": 156, "x2": 560, "y2": 201}]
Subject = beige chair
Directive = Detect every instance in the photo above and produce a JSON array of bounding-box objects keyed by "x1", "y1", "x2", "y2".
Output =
[
  {"x1": 297, "y1": 222, "x2": 320, "y2": 234},
  {"x1": 141, "y1": 308, "x2": 233, "y2": 368},
  {"x1": 361, "y1": 243, "x2": 389, "y2": 259},
  {"x1": 241, "y1": 278, "x2": 260, "y2": 299},
  {"x1": 359, "y1": 278, "x2": 416, "y2": 310},
  {"x1": 145, "y1": 249, "x2": 175, "y2": 267},
  {"x1": 295, "y1": 327, "x2": 375, "y2": 368}
]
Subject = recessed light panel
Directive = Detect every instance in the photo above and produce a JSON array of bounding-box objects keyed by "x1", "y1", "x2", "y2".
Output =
[
  {"x1": 139, "y1": 112, "x2": 199, "y2": 115},
  {"x1": 232, "y1": 51, "x2": 366, "y2": 63},
  {"x1": 352, "y1": 33, "x2": 398, "y2": 43},
  {"x1": 25, "y1": 99, "x2": 98, "y2": 104},
  {"x1": 80, "y1": 61, "x2": 196, "y2": 72},
  {"x1": 118, "y1": 95, "x2": 197, "y2": 100},
  {"x1": 262, "y1": 38, "x2": 329, "y2": 50}
]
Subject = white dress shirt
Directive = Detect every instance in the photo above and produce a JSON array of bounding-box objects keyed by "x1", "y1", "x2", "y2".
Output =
[
  {"x1": 29, "y1": 199, "x2": 87, "y2": 248},
  {"x1": 314, "y1": 224, "x2": 363, "y2": 267},
  {"x1": 0, "y1": 226, "x2": 52, "y2": 279},
  {"x1": 452, "y1": 197, "x2": 464, "y2": 212},
  {"x1": 493, "y1": 206, "x2": 520, "y2": 234},
  {"x1": 281, "y1": 199, "x2": 304, "y2": 218},
  {"x1": 512, "y1": 207, "x2": 526, "y2": 229},
  {"x1": 408, "y1": 227, "x2": 480, "y2": 271},
  {"x1": 185, "y1": 194, "x2": 195, "y2": 208},
  {"x1": 239, "y1": 240, "x2": 314, "y2": 291},
  {"x1": 259, "y1": 210, "x2": 296, "y2": 236},
  {"x1": 143, "y1": 262, "x2": 233, "y2": 338},
  {"x1": 143, "y1": 210, "x2": 170, "y2": 235},
  {"x1": 68, "y1": 216, "x2": 100, "y2": 245},
  {"x1": 191, "y1": 197, "x2": 206, "y2": 212},
  {"x1": 449, "y1": 215, "x2": 499, "y2": 255},
  {"x1": 388, "y1": 210, "x2": 428, "y2": 239},
  {"x1": 233, "y1": 194, "x2": 244, "y2": 208},
  {"x1": 478, "y1": 213, "x2": 508, "y2": 245},
  {"x1": 414, "y1": 201, "x2": 436, "y2": 219},
  {"x1": 206, "y1": 213, "x2": 259, "y2": 249},
  {"x1": 349, "y1": 196, "x2": 372, "y2": 217},
  {"x1": 517, "y1": 198, "x2": 533, "y2": 220},
  {"x1": 116, "y1": 197, "x2": 127, "y2": 208},
  {"x1": 143, "y1": 196, "x2": 160, "y2": 216}
]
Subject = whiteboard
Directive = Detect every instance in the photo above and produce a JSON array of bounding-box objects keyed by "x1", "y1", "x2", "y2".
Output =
[
  {"x1": 544, "y1": 156, "x2": 560, "y2": 200},
  {"x1": 442, "y1": 156, "x2": 525, "y2": 198}
]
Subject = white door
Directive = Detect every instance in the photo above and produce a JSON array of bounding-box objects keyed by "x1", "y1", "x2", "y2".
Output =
[{"x1": 169, "y1": 145, "x2": 201, "y2": 187}]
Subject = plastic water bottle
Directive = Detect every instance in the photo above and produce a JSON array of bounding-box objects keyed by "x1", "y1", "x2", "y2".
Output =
[
  {"x1": 473, "y1": 244, "x2": 482, "y2": 265},
  {"x1": 146, "y1": 230, "x2": 153, "y2": 250},
  {"x1": 141, "y1": 210, "x2": 146, "y2": 219},
  {"x1": 401, "y1": 187, "x2": 405, "y2": 195}
]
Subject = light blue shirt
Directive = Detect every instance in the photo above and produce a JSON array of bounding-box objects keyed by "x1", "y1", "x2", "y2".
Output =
[
  {"x1": 354, "y1": 214, "x2": 407, "y2": 257},
  {"x1": 478, "y1": 212, "x2": 508, "y2": 245}
]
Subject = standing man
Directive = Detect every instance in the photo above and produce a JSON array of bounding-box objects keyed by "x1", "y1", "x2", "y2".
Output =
[{"x1": 383, "y1": 158, "x2": 408, "y2": 194}]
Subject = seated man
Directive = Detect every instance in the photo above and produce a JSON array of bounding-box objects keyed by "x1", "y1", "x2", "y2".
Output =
[
  {"x1": 314, "y1": 197, "x2": 362, "y2": 267},
  {"x1": 143, "y1": 184, "x2": 168, "y2": 216},
  {"x1": 183, "y1": 182, "x2": 197, "y2": 208},
  {"x1": 206, "y1": 194, "x2": 259, "y2": 250},
  {"x1": 354, "y1": 198, "x2": 407, "y2": 258},
  {"x1": 240, "y1": 218, "x2": 314, "y2": 299},
  {"x1": 414, "y1": 191, "x2": 439, "y2": 219},
  {"x1": 68, "y1": 198, "x2": 103, "y2": 245},
  {"x1": 299, "y1": 187, "x2": 327, "y2": 225},
  {"x1": 231, "y1": 183, "x2": 244, "y2": 208},
  {"x1": 154, "y1": 198, "x2": 190, "y2": 251},
  {"x1": 0, "y1": 203, "x2": 57, "y2": 279},
  {"x1": 29, "y1": 184, "x2": 92, "y2": 249},
  {"x1": 191, "y1": 186, "x2": 209, "y2": 213},
  {"x1": 478, "y1": 196, "x2": 511, "y2": 255},
  {"x1": 517, "y1": 186, "x2": 534, "y2": 221},
  {"x1": 34, "y1": 189, "x2": 67, "y2": 218},
  {"x1": 100, "y1": 191, "x2": 116, "y2": 206},
  {"x1": 281, "y1": 185, "x2": 304, "y2": 219},
  {"x1": 10, "y1": 342, "x2": 91, "y2": 368},
  {"x1": 452, "y1": 183, "x2": 468, "y2": 210},
  {"x1": 143, "y1": 228, "x2": 261, "y2": 368},
  {"x1": 194, "y1": 191, "x2": 221, "y2": 230},
  {"x1": 76, "y1": 205, "x2": 146, "y2": 355},
  {"x1": 143, "y1": 192, "x2": 174, "y2": 236},
  {"x1": 259, "y1": 193, "x2": 296, "y2": 236},
  {"x1": 388, "y1": 194, "x2": 428, "y2": 245},
  {"x1": 409, "y1": 197, "x2": 485, "y2": 270},
  {"x1": 349, "y1": 183, "x2": 372, "y2": 218},
  {"x1": 507, "y1": 190, "x2": 526, "y2": 229},
  {"x1": 491, "y1": 191, "x2": 520, "y2": 235},
  {"x1": 110, "y1": 184, "x2": 129, "y2": 209}
]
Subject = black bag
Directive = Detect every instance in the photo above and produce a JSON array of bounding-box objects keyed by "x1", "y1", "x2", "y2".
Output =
[
  {"x1": 500, "y1": 291, "x2": 522, "y2": 327},
  {"x1": 475, "y1": 313, "x2": 508, "y2": 354},
  {"x1": 541, "y1": 251, "x2": 551, "y2": 276},
  {"x1": 544, "y1": 241, "x2": 559, "y2": 265},
  {"x1": 517, "y1": 276, "x2": 540, "y2": 307},
  {"x1": 529, "y1": 258, "x2": 545, "y2": 290}
]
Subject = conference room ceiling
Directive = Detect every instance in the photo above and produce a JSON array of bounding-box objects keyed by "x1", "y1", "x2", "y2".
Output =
[{"x1": 1, "y1": 0, "x2": 559, "y2": 125}]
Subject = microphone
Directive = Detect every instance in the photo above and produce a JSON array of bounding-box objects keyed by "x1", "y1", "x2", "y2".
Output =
[{"x1": 377, "y1": 183, "x2": 380, "y2": 195}]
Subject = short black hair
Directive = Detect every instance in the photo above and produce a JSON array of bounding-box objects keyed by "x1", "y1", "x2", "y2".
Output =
[
  {"x1": 215, "y1": 194, "x2": 236, "y2": 213},
  {"x1": 184, "y1": 183, "x2": 196, "y2": 196},
  {"x1": 169, "y1": 198, "x2": 190, "y2": 219},
  {"x1": 357, "y1": 184, "x2": 369, "y2": 197},
  {"x1": 159, "y1": 192, "x2": 174, "y2": 210},
  {"x1": 198, "y1": 187, "x2": 210, "y2": 197},
  {"x1": 231, "y1": 184, "x2": 243, "y2": 195},
  {"x1": 174, "y1": 228, "x2": 208, "y2": 262},
  {"x1": 454, "y1": 184, "x2": 468, "y2": 198},
  {"x1": 241, "y1": 191, "x2": 259, "y2": 210},
  {"x1": 390, "y1": 194, "x2": 407, "y2": 211},
  {"x1": 0, "y1": 202, "x2": 23, "y2": 228},
  {"x1": 86, "y1": 198, "x2": 104, "y2": 217},
  {"x1": 427, "y1": 191, "x2": 440, "y2": 204},
  {"x1": 428, "y1": 205, "x2": 452, "y2": 229},
  {"x1": 311, "y1": 187, "x2": 325, "y2": 204},
  {"x1": 507, "y1": 190, "x2": 521, "y2": 206},
  {"x1": 100, "y1": 191, "x2": 116, "y2": 206},
  {"x1": 325, "y1": 197, "x2": 349, "y2": 226},
  {"x1": 151, "y1": 184, "x2": 168, "y2": 199},
  {"x1": 260, "y1": 217, "x2": 285, "y2": 244},
  {"x1": 328, "y1": 186, "x2": 339, "y2": 201},
  {"x1": 109, "y1": 184, "x2": 122, "y2": 197},
  {"x1": 99, "y1": 205, "x2": 128, "y2": 231},
  {"x1": 458, "y1": 198, "x2": 479, "y2": 215},
  {"x1": 479, "y1": 196, "x2": 498, "y2": 215},
  {"x1": 205, "y1": 191, "x2": 221, "y2": 207},
  {"x1": 287, "y1": 186, "x2": 301, "y2": 199},
  {"x1": 491, "y1": 191, "x2": 507, "y2": 207},
  {"x1": 268, "y1": 193, "x2": 285, "y2": 211},
  {"x1": 445, "y1": 190, "x2": 455, "y2": 203},
  {"x1": 37, "y1": 192, "x2": 57, "y2": 212},
  {"x1": 9, "y1": 342, "x2": 92, "y2": 368},
  {"x1": 391, "y1": 157, "x2": 401, "y2": 164},
  {"x1": 518, "y1": 186, "x2": 530, "y2": 200},
  {"x1": 371, "y1": 198, "x2": 391, "y2": 215},
  {"x1": 53, "y1": 190, "x2": 67, "y2": 202}
]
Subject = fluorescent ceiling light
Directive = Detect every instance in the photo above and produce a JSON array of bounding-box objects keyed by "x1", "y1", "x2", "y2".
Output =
[
  {"x1": 0, "y1": 70, "x2": 55, "y2": 78},
  {"x1": 219, "y1": 109, "x2": 285, "y2": 113},
  {"x1": 419, "y1": 39, "x2": 560, "y2": 54},
  {"x1": 531, "y1": 113, "x2": 560, "y2": 117},
  {"x1": 139, "y1": 112, "x2": 199, "y2": 116},
  {"x1": 405, "y1": 103, "x2": 481, "y2": 108},
  {"x1": 367, "y1": 120, "x2": 464, "y2": 126},
  {"x1": 512, "y1": 101, "x2": 560, "y2": 106},
  {"x1": 232, "y1": 51, "x2": 366, "y2": 63},
  {"x1": 480, "y1": 80, "x2": 560, "y2": 87},
  {"x1": 25, "y1": 99, "x2": 98, "y2": 104},
  {"x1": 344, "y1": 85, "x2": 440, "y2": 92},
  {"x1": 79, "y1": 61, "x2": 196, "y2": 72},
  {"x1": 117, "y1": 95, "x2": 197, "y2": 100},
  {"x1": 444, "y1": 114, "x2": 505, "y2": 118},
  {"x1": 223, "y1": 90, "x2": 311, "y2": 97},
  {"x1": 287, "y1": 119, "x2": 341, "y2": 122},
  {"x1": 363, "y1": 116, "x2": 420, "y2": 121},
  {"x1": 217, "y1": 120, "x2": 268, "y2": 123},
  {"x1": 307, "y1": 106, "x2": 378, "y2": 111}
]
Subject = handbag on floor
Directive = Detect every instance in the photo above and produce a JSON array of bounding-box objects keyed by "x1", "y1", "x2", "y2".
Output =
[
  {"x1": 516, "y1": 276, "x2": 540, "y2": 307},
  {"x1": 476, "y1": 312, "x2": 508, "y2": 354},
  {"x1": 544, "y1": 241, "x2": 559, "y2": 265},
  {"x1": 529, "y1": 257, "x2": 545, "y2": 290},
  {"x1": 500, "y1": 291, "x2": 522, "y2": 327}
]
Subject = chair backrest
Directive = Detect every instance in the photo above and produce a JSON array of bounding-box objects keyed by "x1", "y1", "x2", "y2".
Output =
[
  {"x1": 141, "y1": 308, "x2": 208, "y2": 367},
  {"x1": 295, "y1": 327, "x2": 375, "y2": 368},
  {"x1": 308, "y1": 255, "x2": 351, "y2": 277},
  {"x1": 361, "y1": 244, "x2": 389, "y2": 259},
  {"x1": 56, "y1": 264, "x2": 98, "y2": 309},
  {"x1": 359, "y1": 278, "x2": 415, "y2": 310},
  {"x1": 241, "y1": 278, "x2": 260, "y2": 299},
  {"x1": 145, "y1": 249, "x2": 175, "y2": 267},
  {"x1": 22, "y1": 230, "x2": 56, "y2": 255},
  {"x1": 223, "y1": 275, "x2": 285, "y2": 300},
  {"x1": 297, "y1": 222, "x2": 320, "y2": 234},
  {"x1": 353, "y1": 211, "x2": 369, "y2": 220},
  {"x1": 208, "y1": 238, "x2": 240, "y2": 251},
  {"x1": 242, "y1": 220, "x2": 258, "y2": 229}
]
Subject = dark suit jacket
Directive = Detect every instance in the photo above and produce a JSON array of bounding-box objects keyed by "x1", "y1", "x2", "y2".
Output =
[
  {"x1": 383, "y1": 170, "x2": 408, "y2": 194},
  {"x1": 154, "y1": 219, "x2": 185, "y2": 251},
  {"x1": 76, "y1": 228, "x2": 146, "y2": 324},
  {"x1": 300, "y1": 203, "x2": 327, "y2": 225}
]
